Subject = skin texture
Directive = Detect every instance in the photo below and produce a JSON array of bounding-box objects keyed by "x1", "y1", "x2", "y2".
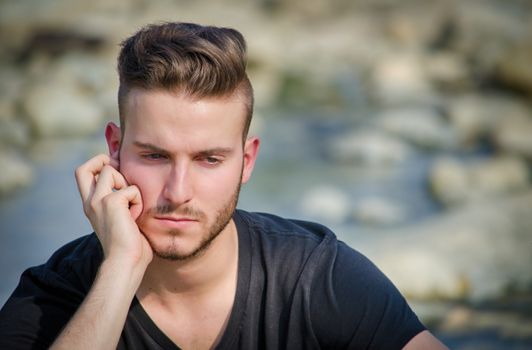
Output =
[
  {"x1": 106, "y1": 89, "x2": 259, "y2": 262},
  {"x1": 403, "y1": 330, "x2": 449, "y2": 349}
]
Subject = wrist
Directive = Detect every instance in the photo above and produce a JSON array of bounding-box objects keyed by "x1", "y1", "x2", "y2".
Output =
[{"x1": 99, "y1": 256, "x2": 149, "y2": 292}]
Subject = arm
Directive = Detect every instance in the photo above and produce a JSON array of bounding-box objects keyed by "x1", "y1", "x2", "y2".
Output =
[
  {"x1": 51, "y1": 154, "x2": 153, "y2": 350},
  {"x1": 403, "y1": 330, "x2": 449, "y2": 350},
  {"x1": 51, "y1": 257, "x2": 145, "y2": 349}
]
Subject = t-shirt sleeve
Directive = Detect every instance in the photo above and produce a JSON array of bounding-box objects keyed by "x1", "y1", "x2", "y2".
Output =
[
  {"x1": 0, "y1": 266, "x2": 86, "y2": 349},
  {"x1": 0, "y1": 235, "x2": 100, "y2": 350},
  {"x1": 310, "y1": 241, "x2": 426, "y2": 349}
]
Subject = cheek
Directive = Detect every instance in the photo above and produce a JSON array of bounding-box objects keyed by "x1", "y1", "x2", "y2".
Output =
[
  {"x1": 120, "y1": 163, "x2": 161, "y2": 204},
  {"x1": 201, "y1": 165, "x2": 242, "y2": 199}
]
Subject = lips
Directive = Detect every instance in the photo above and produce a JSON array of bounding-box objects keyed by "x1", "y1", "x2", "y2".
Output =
[
  {"x1": 154, "y1": 215, "x2": 197, "y2": 222},
  {"x1": 153, "y1": 215, "x2": 199, "y2": 229}
]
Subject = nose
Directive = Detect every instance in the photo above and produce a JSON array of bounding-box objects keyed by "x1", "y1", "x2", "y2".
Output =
[{"x1": 162, "y1": 162, "x2": 193, "y2": 206}]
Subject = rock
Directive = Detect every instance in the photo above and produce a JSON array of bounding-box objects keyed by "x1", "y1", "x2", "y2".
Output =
[
  {"x1": 300, "y1": 185, "x2": 351, "y2": 224},
  {"x1": 383, "y1": 3, "x2": 453, "y2": 49},
  {"x1": 0, "y1": 71, "x2": 31, "y2": 148},
  {"x1": 451, "y1": 1, "x2": 530, "y2": 77},
  {"x1": 446, "y1": 95, "x2": 494, "y2": 145},
  {"x1": 439, "y1": 306, "x2": 474, "y2": 331},
  {"x1": 249, "y1": 66, "x2": 283, "y2": 108},
  {"x1": 429, "y1": 156, "x2": 530, "y2": 206},
  {"x1": 352, "y1": 196, "x2": 408, "y2": 226},
  {"x1": 410, "y1": 302, "x2": 532, "y2": 344},
  {"x1": 0, "y1": 96, "x2": 16, "y2": 121},
  {"x1": 0, "y1": 67, "x2": 30, "y2": 147},
  {"x1": 369, "y1": 52, "x2": 436, "y2": 105},
  {"x1": 447, "y1": 308, "x2": 532, "y2": 340},
  {"x1": 22, "y1": 54, "x2": 109, "y2": 138},
  {"x1": 375, "y1": 107, "x2": 458, "y2": 150},
  {"x1": 327, "y1": 129, "x2": 414, "y2": 166},
  {"x1": 0, "y1": 67, "x2": 25, "y2": 102},
  {"x1": 0, "y1": 151, "x2": 34, "y2": 196},
  {"x1": 0, "y1": 116, "x2": 31, "y2": 148},
  {"x1": 429, "y1": 157, "x2": 468, "y2": 206},
  {"x1": 446, "y1": 94, "x2": 531, "y2": 146},
  {"x1": 24, "y1": 85, "x2": 103, "y2": 138},
  {"x1": 275, "y1": 70, "x2": 345, "y2": 108},
  {"x1": 0, "y1": 69, "x2": 28, "y2": 144},
  {"x1": 470, "y1": 156, "x2": 530, "y2": 195},
  {"x1": 494, "y1": 113, "x2": 532, "y2": 160},
  {"x1": 423, "y1": 52, "x2": 471, "y2": 90},
  {"x1": 495, "y1": 42, "x2": 532, "y2": 96},
  {"x1": 347, "y1": 190, "x2": 532, "y2": 301}
]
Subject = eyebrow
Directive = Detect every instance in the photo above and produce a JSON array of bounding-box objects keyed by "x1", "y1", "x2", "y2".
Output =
[
  {"x1": 133, "y1": 141, "x2": 165, "y2": 152},
  {"x1": 132, "y1": 141, "x2": 234, "y2": 156}
]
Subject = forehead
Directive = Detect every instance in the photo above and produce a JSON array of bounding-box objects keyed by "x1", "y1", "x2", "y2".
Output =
[
  {"x1": 122, "y1": 89, "x2": 247, "y2": 148},
  {"x1": 124, "y1": 88, "x2": 246, "y2": 117}
]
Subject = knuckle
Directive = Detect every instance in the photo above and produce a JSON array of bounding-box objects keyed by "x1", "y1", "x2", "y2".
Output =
[
  {"x1": 74, "y1": 165, "x2": 83, "y2": 179},
  {"x1": 88, "y1": 198, "x2": 99, "y2": 213},
  {"x1": 101, "y1": 193, "x2": 117, "y2": 208},
  {"x1": 100, "y1": 165, "x2": 116, "y2": 179},
  {"x1": 83, "y1": 202, "x2": 95, "y2": 219}
]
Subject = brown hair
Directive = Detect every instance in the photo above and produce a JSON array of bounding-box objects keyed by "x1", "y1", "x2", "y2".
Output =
[{"x1": 117, "y1": 22, "x2": 253, "y2": 139}]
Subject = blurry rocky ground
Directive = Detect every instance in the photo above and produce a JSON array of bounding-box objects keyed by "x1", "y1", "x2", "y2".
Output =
[{"x1": 1, "y1": 0, "x2": 532, "y2": 348}]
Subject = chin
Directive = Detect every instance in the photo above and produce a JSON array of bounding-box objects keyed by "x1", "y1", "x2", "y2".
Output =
[
  {"x1": 144, "y1": 233, "x2": 188, "y2": 260},
  {"x1": 141, "y1": 226, "x2": 214, "y2": 262},
  {"x1": 150, "y1": 236, "x2": 213, "y2": 261}
]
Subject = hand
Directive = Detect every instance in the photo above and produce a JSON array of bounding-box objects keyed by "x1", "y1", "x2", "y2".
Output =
[{"x1": 75, "y1": 154, "x2": 153, "y2": 268}]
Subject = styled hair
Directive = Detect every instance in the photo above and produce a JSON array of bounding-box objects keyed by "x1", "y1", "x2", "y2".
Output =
[{"x1": 117, "y1": 22, "x2": 253, "y2": 139}]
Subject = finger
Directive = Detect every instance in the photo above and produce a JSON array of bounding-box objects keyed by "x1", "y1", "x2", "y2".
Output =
[
  {"x1": 75, "y1": 154, "x2": 111, "y2": 202},
  {"x1": 109, "y1": 157, "x2": 120, "y2": 171},
  {"x1": 124, "y1": 185, "x2": 143, "y2": 221},
  {"x1": 91, "y1": 165, "x2": 128, "y2": 204},
  {"x1": 103, "y1": 185, "x2": 143, "y2": 221}
]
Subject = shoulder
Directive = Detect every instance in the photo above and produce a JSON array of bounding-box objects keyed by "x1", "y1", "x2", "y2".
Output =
[
  {"x1": 235, "y1": 210, "x2": 341, "y2": 298},
  {"x1": 29, "y1": 233, "x2": 103, "y2": 294},
  {"x1": 235, "y1": 209, "x2": 337, "y2": 245},
  {"x1": 0, "y1": 233, "x2": 102, "y2": 349},
  {"x1": 310, "y1": 240, "x2": 426, "y2": 348},
  {"x1": 235, "y1": 210, "x2": 339, "y2": 269},
  {"x1": 233, "y1": 210, "x2": 425, "y2": 348}
]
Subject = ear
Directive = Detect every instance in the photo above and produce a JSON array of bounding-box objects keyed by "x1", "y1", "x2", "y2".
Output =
[
  {"x1": 241, "y1": 136, "x2": 260, "y2": 184},
  {"x1": 105, "y1": 122, "x2": 121, "y2": 162}
]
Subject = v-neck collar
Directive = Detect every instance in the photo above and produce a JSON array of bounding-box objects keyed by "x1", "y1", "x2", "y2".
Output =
[{"x1": 129, "y1": 210, "x2": 252, "y2": 349}]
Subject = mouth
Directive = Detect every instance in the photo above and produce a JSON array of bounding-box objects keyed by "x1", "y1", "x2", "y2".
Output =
[{"x1": 153, "y1": 216, "x2": 199, "y2": 228}]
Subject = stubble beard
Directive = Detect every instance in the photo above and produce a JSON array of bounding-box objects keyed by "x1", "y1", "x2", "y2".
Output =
[{"x1": 141, "y1": 180, "x2": 242, "y2": 262}]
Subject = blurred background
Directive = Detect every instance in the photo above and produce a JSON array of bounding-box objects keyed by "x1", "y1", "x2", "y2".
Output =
[{"x1": 1, "y1": 0, "x2": 532, "y2": 348}]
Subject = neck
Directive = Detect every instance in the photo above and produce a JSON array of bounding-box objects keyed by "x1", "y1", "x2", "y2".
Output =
[{"x1": 137, "y1": 219, "x2": 239, "y2": 300}]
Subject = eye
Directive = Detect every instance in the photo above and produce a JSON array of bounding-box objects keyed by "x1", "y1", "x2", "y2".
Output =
[
  {"x1": 197, "y1": 155, "x2": 223, "y2": 167},
  {"x1": 205, "y1": 156, "x2": 220, "y2": 165},
  {"x1": 143, "y1": 153, "x2": 167, "y2": 160}
]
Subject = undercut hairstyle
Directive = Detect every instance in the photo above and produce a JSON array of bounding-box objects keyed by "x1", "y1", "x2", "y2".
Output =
[{"x1": 117, "y1": 22, "x2": 254, "y2": 140}]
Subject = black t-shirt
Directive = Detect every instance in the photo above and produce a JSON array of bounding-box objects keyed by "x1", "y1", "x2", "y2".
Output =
[{"x1": 0, "y1": 210, "x2": 425, "y2": 349}]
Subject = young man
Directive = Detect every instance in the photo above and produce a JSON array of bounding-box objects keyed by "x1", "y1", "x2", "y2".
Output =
[{"x1": 0, "y1": 22, "x2": 447, "y2": 349}]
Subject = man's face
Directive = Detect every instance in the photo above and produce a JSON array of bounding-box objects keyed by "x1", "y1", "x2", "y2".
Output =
[{"x1": 107, "y1": 88, "x2": 259, "y2": 261}]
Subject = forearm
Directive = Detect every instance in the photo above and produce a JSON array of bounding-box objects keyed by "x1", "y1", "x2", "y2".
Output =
[
  {"x1": 403, "y1": 330, "x2": 449, "y2": 350},
  {"x1": 50, "y1": 258, "x2": 146, "y2": 350}
]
